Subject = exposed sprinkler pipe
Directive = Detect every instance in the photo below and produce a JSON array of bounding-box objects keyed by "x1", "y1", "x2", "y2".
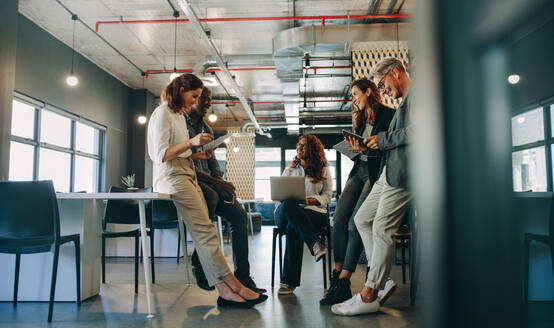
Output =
[
  {"x1": 218, "y1": 114, "x2": 351, "y2": 121},
  {"x1": 145, "y1": 66, "x2": 351, "y2": 78},
  {"x1": 177, "y1": 0, "x2": 264, "y2": 135},
  {"x1": 95, "y1": 14, "x2": 412, "y2": 32},
  {"x1": 241, "y1": 122, "x2": 352, "y2": 132},
  {"x1": 212, "y1": 99, "x2": 351, "y2": 105}
]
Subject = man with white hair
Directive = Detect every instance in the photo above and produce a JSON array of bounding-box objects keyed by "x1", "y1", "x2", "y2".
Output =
[{"x1": 332, "y1": 57, "x2": 412, "y2": 316}]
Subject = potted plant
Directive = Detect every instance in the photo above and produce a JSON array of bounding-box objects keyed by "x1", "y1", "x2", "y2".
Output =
[{"x1": 121, "y1": 174, "x2": 138, "y2": 191}]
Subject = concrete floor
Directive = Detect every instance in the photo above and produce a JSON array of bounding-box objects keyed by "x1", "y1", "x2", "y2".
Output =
[{"x1": 0, "y1": 226, "x2": 418, "y2": 327}]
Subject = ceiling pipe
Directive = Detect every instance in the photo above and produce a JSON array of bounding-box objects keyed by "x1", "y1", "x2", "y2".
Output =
[
  {"x1": 95, "y1": 14, "x2": 412, "y2": 32},
  {"x1": 218, "y1": 113, "x2": 352, "y2": 121},
  {"x1": 211, "y1": 99, "x2": 351, "y2": 105},
  {"x1": 145, "y1": 66, "x2": 352, "y2": 78},
  {"x1": 177, "y1": 0, "x2": 264, "y2": 135},
  {"x1": 145, "y1": 68, "x2": 192, "y2": 78},
  {"x1": 241, "y1": 122, "x2": 352, "y2": 132}
]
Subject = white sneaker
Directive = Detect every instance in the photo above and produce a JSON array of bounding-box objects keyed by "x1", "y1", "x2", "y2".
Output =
[
  {"x1": 377, "y1": 278, "x2": 397, "y2": 306},
  {"x1": 331, "y1": 293, "x2": 379, "y2": 316}
]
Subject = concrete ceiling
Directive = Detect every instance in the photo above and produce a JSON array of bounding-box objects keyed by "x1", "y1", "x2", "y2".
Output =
[{"x1": 18, "y1": 0, "x2": 413, "y2": 133}]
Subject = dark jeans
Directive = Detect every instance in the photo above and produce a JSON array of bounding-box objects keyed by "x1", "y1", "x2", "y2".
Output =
[
  {"x1": 274, "y1": 200, "x2": 328, "y2": 287},
  {"x1": 333, "y1": 163, "x2": 373, "y2": 272},
  {"x1": 191, "y1": 181, "x2": 251, "y2": 281}
]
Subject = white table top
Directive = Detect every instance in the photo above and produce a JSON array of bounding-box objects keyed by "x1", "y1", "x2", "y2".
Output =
[{"x1": 56, "y1": 192, "x2": 171, "y2": 200}]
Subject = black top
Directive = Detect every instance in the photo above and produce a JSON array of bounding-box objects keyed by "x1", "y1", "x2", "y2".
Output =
[{"x1": 351, "y1": 103, "x2": 396, "y2": 184}]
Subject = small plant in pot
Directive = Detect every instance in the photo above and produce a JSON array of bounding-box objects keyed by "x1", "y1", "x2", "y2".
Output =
[{"x1": 121, "y1": 174, "x2": 138, "y2": 191}]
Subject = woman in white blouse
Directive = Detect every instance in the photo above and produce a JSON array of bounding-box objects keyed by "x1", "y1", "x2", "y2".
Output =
[
  {"x1": 275, "y1": 134, "x2": 333, "y2": 295},
  {"x1": 147, "y1": 74, "x2": 267, "y2": 308}
]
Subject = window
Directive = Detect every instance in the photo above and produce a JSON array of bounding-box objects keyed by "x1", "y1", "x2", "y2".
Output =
[
  {"x1": 255, "y1": 147, "x2": 281, "y2": 201},
  {"x1": 512, "y1": 147, "x2": 547, "y2": 191},
  {"x1": 285, "y1": 149, "x2": 296, "y2": 167},
  {"x1": 341, "y1": 153, "x2": 355, "y2": 191},
  {"x1": 8, "y1": 141, "x2": 34, "y2": 181},
  {"x1": 511, "y1": 104, "x2": 554, "y2": 191},
  {"x1": 8, "y1": 97, "x2": 105, "y2": 192},
  {"x1": 284, "y1": 148, "x2": 338, "y2": 194},
  {"x1": 214, "y1": 147, "x2": 227, "y2": 176},
  {"x1": 512, "y1": 108, "x2": 544, "y2": 146},
  {"x1": 324, "y1": 149, "x2": 337, "y2": 192},
  {"x1": 10, "y1": 100, "x2": 35, "y2": 139}
]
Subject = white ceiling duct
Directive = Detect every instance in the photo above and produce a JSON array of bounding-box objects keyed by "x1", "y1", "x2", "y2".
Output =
[{"x1": 273, "y1": 23, "x2": 411, "y2": 134}]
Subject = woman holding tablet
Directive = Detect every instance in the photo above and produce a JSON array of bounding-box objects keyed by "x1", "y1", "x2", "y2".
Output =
[
  {"x1": 147, "y1": 73, "x2": 266, "y2": 308},
  {"x1": 320, "y1": 78, "x2": 395, "y2": 305},
  {"x1": 275, "y1": 134, "x2": 333, "y2": 295}
]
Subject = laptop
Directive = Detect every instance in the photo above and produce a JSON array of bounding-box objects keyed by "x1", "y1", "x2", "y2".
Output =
[{"x1": 270, "y1": 176, "x2": 306, "y2": 201}]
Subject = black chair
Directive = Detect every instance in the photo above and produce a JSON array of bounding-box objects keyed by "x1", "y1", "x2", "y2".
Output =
[
  {"x1": 151, "y1": 199, "x2": 182, "y2": 263},
  {"x1": 0, "y1": 181, "x2": 80, "y2": 322},
  {"x1": 523, "y1": 194, "x2": 554, "y2": 301},
  {"x1": 271, "y1": 211, "x2": 332, "y2": 289},
  {"x1": 102, "y1": 186, "x2": 154, "y2": 293}
]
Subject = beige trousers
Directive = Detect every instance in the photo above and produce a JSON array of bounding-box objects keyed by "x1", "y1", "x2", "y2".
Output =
[
  {"x1": 155, "y1": 157, "x2": 231, "y2": 286},
  {"x1": 354, "y1": 167, "x2": 411, "y2": 290}
]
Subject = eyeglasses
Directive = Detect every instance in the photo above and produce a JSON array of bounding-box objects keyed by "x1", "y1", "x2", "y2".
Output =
[
  {"x1": 297, "y1": 142, "x2": 307, "y2": 148},
  {"x1": 376, "y1": 71, "x2": 390, "y2": 92}
]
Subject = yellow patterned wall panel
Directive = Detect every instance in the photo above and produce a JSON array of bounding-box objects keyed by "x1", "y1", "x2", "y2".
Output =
[
  {"x1": 225, "y1": 127, "x2": 255, "y2": 200},
  {"x1": 352, "y1": 41, "x2": 410, "y2": 107}
]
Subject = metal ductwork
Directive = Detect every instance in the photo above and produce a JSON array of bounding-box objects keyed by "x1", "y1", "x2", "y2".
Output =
[
  {"x1": 273, "y1": 23, "x2": 411, "y2": 134},
  {"x1": 193, "y1": 54, "x2": 276, "y2": 75}
]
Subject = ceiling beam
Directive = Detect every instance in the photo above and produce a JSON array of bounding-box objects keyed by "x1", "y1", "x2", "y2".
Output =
[{"x1": 176, "y1": 0, "x2": 264, "y2": 135}]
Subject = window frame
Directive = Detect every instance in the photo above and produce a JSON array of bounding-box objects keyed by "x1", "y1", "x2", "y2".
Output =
[
  {"x1": 512, "y1": 101, "x2": 554, "y2": 192},
  {"x1": 254, "y1": 147, "x2": 282, "y2": 201},
  {"x1": 9, "y1": 93, "x2": 106, "y2": 192}
]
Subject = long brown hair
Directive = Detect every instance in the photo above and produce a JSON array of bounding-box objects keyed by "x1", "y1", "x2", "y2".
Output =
[
  {"x1": 350, "y1": 78, "x2": 385, "y2": 129},
  {"x1": 161, "y1": 73, "x2": 203, "y2": 112},
  {"x1": 291, "y1": 134, "x2": 328, "y2": 183}
]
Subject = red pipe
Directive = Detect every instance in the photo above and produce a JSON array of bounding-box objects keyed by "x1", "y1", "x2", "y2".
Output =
[
  {"x1": 212, "y1": 101, "x2": 284, "y2": 105},
  {"x1": 96, "y1": 14, "x2": 412, "y2": 32},
  {"x1": 206, "y1": 67, "x2": 276, "y2": 72},
  {"x1": 306, "y1": 65, "x2": 351, "y2": 75}
]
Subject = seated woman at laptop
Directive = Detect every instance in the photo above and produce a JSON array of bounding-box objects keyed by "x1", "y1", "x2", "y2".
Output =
[
  {"x1": 274, "y1": 134, "x2": 333, "y2": 295},
  {"x1": 147, "y1": 73, "x2": 267, "y2": 308}
]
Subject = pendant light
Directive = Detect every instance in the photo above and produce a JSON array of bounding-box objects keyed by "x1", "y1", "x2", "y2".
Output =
[
  {"x1": 208, "y1": 108, "x2": 217, "y2": 122},
  {"x1": 169, "y1": 11, "x2": 180, "y2": 81},
  {"x1": 137, "y1": 72, "x2": 147, "y2": 124},
  {"x1": 66, "y1": 15, "x2": 79, "y2": 86}
]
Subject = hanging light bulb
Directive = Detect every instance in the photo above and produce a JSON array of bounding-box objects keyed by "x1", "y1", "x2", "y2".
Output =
[
  {"x1": 137, "y1": 115, "x2": 147, "y2": 124},
  {"x1": 208, "y1": 111, "x2": 217, "y2": 122},
  {"x1": 508, "y1": 74, "x2": 520, "y2": 85},
  {"x1": 169, "y1": 12, "x2": 180, "y2": 82},
  {"x1": 66, "y1": 75, "x2": 78, "y2": 86},
  {"x1": 66, "y1": 15, "x2": 79, "y2": 87}
]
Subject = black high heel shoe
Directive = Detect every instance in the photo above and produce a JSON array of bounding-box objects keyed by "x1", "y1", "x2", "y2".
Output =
[{"x1": 217, "y1": 294, "x2": 268, "y2": 308}]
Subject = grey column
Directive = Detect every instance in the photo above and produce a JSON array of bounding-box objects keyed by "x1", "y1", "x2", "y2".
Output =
[
  {"x1": 0, "y1": 0, "x2": 18, "y2": 180},
  {"x1": 127, "y1": 89, "x2": 157, "y2": 188}
]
